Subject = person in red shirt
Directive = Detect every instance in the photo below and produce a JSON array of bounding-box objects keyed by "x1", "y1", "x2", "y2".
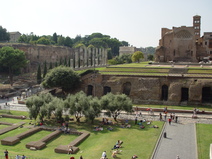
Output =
[{"x1": 168, "y1": 118, "x2": 172, "y2": 125}]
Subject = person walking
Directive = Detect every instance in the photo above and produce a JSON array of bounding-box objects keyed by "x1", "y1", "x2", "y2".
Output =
[
  {"x1": 80, "y1": 156, "x2": 83, "y2": 159},
  {"x1": 135, "y1": 117, "x2": 137, "y2": 125},
  {"x1": 4, "y1": 149, "x2": 8, "y2": 159},
  {"x1": 159, "y1": 113, "x2": 162, "y2": 121},
  {"x1": 175, "y1": 115, "x2": 178, "y2": 123},
  {"x1": 168, "y1": 118, "x2": 172, "y2": 125},
  {"x1": 164, "y1": 114, "x2": 167, "y2": 121}
]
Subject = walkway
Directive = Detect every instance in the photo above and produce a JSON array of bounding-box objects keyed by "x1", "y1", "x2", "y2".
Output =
[{"x1": 152, "y1": 122, "x2": 197, "y2": 159}]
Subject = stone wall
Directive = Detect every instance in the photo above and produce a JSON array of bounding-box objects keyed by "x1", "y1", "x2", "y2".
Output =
[
  {"x1": 0, "y1": 44, "x2": 107, "y2": 72},
  {"x1": 81, "y1": 74, "x2": 212, "y2": 106}
]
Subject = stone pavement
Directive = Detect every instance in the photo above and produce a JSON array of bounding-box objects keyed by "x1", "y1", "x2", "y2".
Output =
[{"x1": 152, "y1": 122, "x2": 197, "y2": 159}]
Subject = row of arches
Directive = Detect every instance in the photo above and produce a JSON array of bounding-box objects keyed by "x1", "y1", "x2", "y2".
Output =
[
  {"x1": 87, "y1": 82, "x2": 132, "y2": 96},
  {"x1": 161, "y1": 85, "x2": 212, "y2": 103}
]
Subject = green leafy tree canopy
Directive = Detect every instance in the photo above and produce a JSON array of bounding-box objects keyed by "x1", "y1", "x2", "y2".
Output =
[
  {"x1": 0, "y1": 46, "x2": 28, "y2": 85},
  {"x1": 131, "y1": 51, "x2": 144, "y2": 63},
  {"x1": 42, "y1": 66, "x2": 80, "y2": 91}
]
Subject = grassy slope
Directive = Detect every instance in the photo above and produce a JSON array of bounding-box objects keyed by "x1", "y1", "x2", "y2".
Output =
[{"x1": 196, "y1": 123, "x2": 212, "y2": 159}]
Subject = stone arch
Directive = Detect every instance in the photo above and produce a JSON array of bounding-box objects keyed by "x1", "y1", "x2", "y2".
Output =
[
  {"x1": 122, "y1": 82, "x2": 131, "y2": 95},
  {"x1": 161, "y1": 85, "x2": 168, "y2": 101},
  {"x1": 202, "y1": 87, "x2": 212, "y2": 103},
  {"x1": 181, "y1": 87, "x2": 189, "y2": 101},
  {"x1": 103, "y1": 86, "x2": 111, "y2": 95},
  {"x1": 87, "y1": 85, "x2": 93, "y2": 96}
]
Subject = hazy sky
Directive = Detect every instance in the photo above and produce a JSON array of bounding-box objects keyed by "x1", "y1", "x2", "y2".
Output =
[{"x1": 1, "y1": 0, "x2": 211, "y2": 48}]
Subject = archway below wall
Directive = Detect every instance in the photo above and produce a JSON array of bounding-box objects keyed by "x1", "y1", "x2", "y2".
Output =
[
  {"x1": 87, "y1": 85, "x2": 93, "y2": 96},
  {"x1": 181, "y1": 87, "x2": 189, "y2": 101},
  {"x1": 103, "y1": 86, "x2": 111, "y2": 95},
  {"x1": 122, "y1": 82, "x2": 131, "y2": 95},
  {"x1": 202, "y1": 87, "x2": 212, "y2": 103},
  {"x1": 161, "y1": 85, "x2": 168, "y2": 101}
]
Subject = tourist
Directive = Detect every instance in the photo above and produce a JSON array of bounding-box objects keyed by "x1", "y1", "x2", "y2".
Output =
[
  {"x1": 68, "y1": 145, "x2": 74, "y2": 154},
  {"x1": 159, "y1": 113, "x2": 162, "y2": 121},
  {"x1": 135, "y1": 117, "x2": 137, "y2": 125},
  {"x1": 4, "y1": 150, "x2": 8, "y2": 159},
  {"x1": 176, "y1": 155, "x2": 180, "y2": 159},
  {"x1": 22, "y1": 155, "x2": 26, "y2": 159},
  {"x1": 70, "y1": 157, "x2": 75, "y2": 159},
  {"x1": 175, "y1": 115, "x2": 178, "y2": 123},
  {"x1": 15, "y1": 154, "x2": 20, "y2": 159},
  {"x1": 168, "y1": 118, "x2": 172, "y2": 125},
  {"x1": 79, "y1": 156, "x2": 83, "y2": 159},
  {"x1": 132, "y1": 155, "x2": 138, "y2": 158},
  {"x1": 164, "y1": 114, "x2": 167, "y2": 121},
  {"x1": 102, "y1": 151, "x2": 107, "y2": 158}
]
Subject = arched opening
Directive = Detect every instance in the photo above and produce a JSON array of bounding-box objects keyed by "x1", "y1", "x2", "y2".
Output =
[
  {"x1": 161, "y1": 85, "x2": 168, "y2": 101},
  {"x1": 202, "y1": 87, "x2": 212, "y2": 103},
  {"x1": 122, "y1": 82, "x2": 131, "y2": 95},
  {"x1": 181, "y1": 87, "x2": 189, "y2": 101},
  {"x1": 103, "y1": 86, "x2": 111, "y2": 95},
  {"x1": 87, "y1": 85, "x2": 93, "y2": 96}
]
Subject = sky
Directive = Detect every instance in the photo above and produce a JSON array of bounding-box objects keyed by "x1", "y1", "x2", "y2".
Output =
[{"x1": 1, "y1": 0, "x2": 212, "y2": 48}]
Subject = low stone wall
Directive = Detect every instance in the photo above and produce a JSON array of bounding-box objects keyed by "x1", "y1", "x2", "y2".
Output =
[
  {"x1": 0, "y1": 122, "x2": 25, "y2": 135},
  {"x1": 1, "y1": 127, "x2": 42, "y2": 145},
  {"x1": 26, "y1": 130, "x2": 62, "y2": 150},
  {"x1": 54, "y1": 131, "x2": 90, "y2": 154},
  {"x1": 1, "y1": 114, "x2": 26, "y2": 119}
]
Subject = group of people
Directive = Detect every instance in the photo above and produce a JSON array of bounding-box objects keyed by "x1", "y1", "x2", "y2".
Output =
[{"x1": 4, "y1": 150, "x2": 26, "y2": 159}]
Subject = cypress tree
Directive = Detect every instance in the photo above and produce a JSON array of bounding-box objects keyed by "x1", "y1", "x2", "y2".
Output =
[
  {"x1": 64, "y1": 57, "x2": 67, "y2": 66},
  {"x1": 59, "y1": 57, "x2": 63, "y2": 66},
  {"x1": 37, "y1": 64, "x2": 42, "y2": 84},
  {"x1": 68, "y1": 58, "x2": 71, "y2": 67},
  {"x1": 43, "y1": 61, "x2": 47, "y2": 78},
  {"x1": 49, "y1": 62, "x2": 53, "y2": 69},
  {"x1": 55, "y1": 61, "x2": 58, "y2": 67}
]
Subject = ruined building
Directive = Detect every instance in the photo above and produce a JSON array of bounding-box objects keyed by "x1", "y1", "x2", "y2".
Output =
[{"x1": 155, "y1": 15, "x2": 212, "y2": 62}]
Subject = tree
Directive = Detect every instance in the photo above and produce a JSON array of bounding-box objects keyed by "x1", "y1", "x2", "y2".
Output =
[
  {"x1": 26, "y1": 93, "x2": 58, "y2": 122},
  {"x1": 84, "y1": 96, "x2": 101, "y2": 124},
  {"x1": 147, "y1": 54, "x2": 154, "y2": 61},
  {"x1": 37, "y1": 64, "x2": 42, "y2": 84},
  {"x1": 0, "y1": 26, "x2": 10, "y2": 41},
  {"x1": 58, "y1": 36, "x2": 65, "y2": 46},
  {"x1": 43, "y1": 61, "x2": 47, "y2": 78},
  {"x1": 42, "y1": 66, "x2": 80, "y2": 92},
  {"x1": 64, "y1": 91, "x2": 89, "y2": 123},
  {"x1": 37, "y1": 37, "x2": 51, "y2": 45},
  {"x1": 0, "y1": 46, "x2": 28, "y2": 85},
  {"x1": 100, "y1": 93, "x2": 133, "y2": 121},
  {"x1": 131, "y1": 51, "x2": 144, "y2": 63},
  {"x1": 52, "y1": 32, "x2": 58, "y2": 44},
  {"x1": 64, "y1": 36, "x2": 73, "y2": 47},
  {"x1": 49, "y1": 62, "x2": 53, "y2": 69},
  {"x1": 121, "y1": 41, "x2": 129, "y2": 46}
]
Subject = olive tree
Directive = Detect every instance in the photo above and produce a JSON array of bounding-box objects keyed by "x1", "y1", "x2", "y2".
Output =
[{"x1": 100, "y1": 93, "x2": 133, "y2": 121}]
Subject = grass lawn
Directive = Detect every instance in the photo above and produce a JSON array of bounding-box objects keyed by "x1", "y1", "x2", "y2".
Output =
[
  {"x1": 0, "y1": 111, "x2": 164, "y2": 159},
  {"x1": 196, "y1": 123, "x2": 212, "y2": 159}
]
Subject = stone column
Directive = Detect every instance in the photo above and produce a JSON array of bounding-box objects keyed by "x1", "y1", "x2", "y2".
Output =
[
  {"x1": 75, "y1": 49, "x2": 79, "y2": 69},
  {"x1": 96, "y1": 48, "x2": 99, "y2": 66},
  {"x1": 88, "y1": 48, "x2": 91, "y2": 67},
  {"x1": 70, "y1": 59, "x2": 74, "y2": 68},
  {"x1": 92, "y1": 48, "x2": 96, "y2": 67},
  {"x1": 84, "y1": 47, "x2": 87, "y2": 67}
]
